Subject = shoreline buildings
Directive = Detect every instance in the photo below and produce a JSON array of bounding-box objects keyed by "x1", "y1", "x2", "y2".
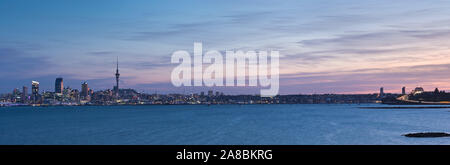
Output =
[
  {"x1": 55, "y1": 77, "x2": 63, "y2": 94},
  {"x1": 22, "y1": 86, "x2": 28, "y2": 103},
  {"x1": 0, "y1": 60, "x2": 448, "y2": 106},
  {"x1": 81, "y1": 82, "x2": 89, "y2": 101},
  {"x1": 379, "y1": 87, "x2": 385, "y2": 98},
  {"x1": 31, "y1": 81, "x2": 40, "y2": 104}
]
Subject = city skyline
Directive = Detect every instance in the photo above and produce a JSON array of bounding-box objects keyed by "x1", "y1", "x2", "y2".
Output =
[
  {"x1": 2, "y1": 0, "x2": 450, "y2": 94},
  {"x1": 1, "y1": 56, "x2": 436, "y2": 96},
  {"x1": 4, "y1": 74, "x2": 435, "y2": 96}
]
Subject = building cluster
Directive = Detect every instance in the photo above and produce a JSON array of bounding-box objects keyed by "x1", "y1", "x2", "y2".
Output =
[
  {"x1": 378, "y1": 86, "x2": 447, "y2": 97},
  {"x1": 1, "y1": 78, "x2": 95, "y2": 106},
  {"x1": 0, "y1": 58, "x2": 124, "y2": 106},
  {"x1": 5, "y1": 60, "x2": 446, "y2": 106},
  {"x1": 3, "y1": 79, "x2": 449, "y2": 106},
  {"x1": 401, "y1": 87, "x2": 449, "y2": 102},
  {"x1": 1, "y1": 82, "x2": 384, "y2": 106},
  {"x1": 380, "y1": 86, "x2": 450, "y2": 104}
]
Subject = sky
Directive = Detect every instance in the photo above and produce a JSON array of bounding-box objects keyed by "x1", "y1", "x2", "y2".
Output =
[{"x1": 1, "y1": 0, "x2": 450, "y2": 94}]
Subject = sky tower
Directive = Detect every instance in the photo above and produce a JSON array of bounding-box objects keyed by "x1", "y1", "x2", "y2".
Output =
[{"x1": 115, "y1": 57, "x2": 120, "y2": 97}]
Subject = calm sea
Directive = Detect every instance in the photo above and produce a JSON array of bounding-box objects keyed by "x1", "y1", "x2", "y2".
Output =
[{"x1": 0, "y1": 104, "x2": 449, "y2": 145}]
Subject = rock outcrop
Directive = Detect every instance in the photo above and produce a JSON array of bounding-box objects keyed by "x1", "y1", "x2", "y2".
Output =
[{"x1": 403, "y1": 132, "x2": 450, "y2": 138}]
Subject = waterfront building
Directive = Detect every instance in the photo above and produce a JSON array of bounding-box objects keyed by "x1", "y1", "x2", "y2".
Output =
[
  {"x1": 81, "y1": 82, "x2": 89, "y2": 98},
  {"x1": 55, "y1": 77, "x2": 63, "y2": 94},
  {"x1": 379, "y1": 87, "x2": 384, "y2": 98},
  {"x1": 413, "y1": 87, "x2": 424, "y2": 94},
  {"x1": 31, "y1": 81, "x2": 40, "y2": 104},
  {"x1": 402, "y1": 87, "x2": 406, "y2": 95},
  {"x1": 11, "y1": 88, "x2": 20, "y2": 103},
  {"x1": 22, "y1": 86, "x2": 28, "y2": 103},
  {"x1": 12, "y1": 88, "x2": 20, "y2": 96}
]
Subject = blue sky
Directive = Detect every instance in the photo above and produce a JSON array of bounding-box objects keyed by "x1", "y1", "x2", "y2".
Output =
[{"x1": 2, "y1": 0, "x2": 450, "y2": 94}]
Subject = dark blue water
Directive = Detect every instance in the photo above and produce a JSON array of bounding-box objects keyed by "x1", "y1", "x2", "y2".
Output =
[{"x1": 1, "y1": 104, "x2": 449, "y2": 144}]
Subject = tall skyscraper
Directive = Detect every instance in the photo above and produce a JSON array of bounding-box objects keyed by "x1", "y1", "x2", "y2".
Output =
[
  {"x1": 81, "y1": 82, "x2": 89, "y2": 99},
  {"x1": 12, "y1": 88, "x2": 20, "y2": 96},
  {"x1": 379, "y1": 87, "x2": 384, "y2": 97},
  {"x1": 22, "y1": 86, "x2": 28, "y2": 103},
  {"x1": 31, "y1": 81, "x2": 40, "y2": 104},
  {"x1": 55, "y1": 77, "x2": 63, "y2": 94},
  {"x1": 114, "y1": 57, "x2": 120, "y2": 97},
  {"x1": 402, "y1": 87, "x2": 406, "y2": 95}
]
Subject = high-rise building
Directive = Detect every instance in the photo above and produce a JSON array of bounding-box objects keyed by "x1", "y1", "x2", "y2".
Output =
[
  {"x1": 114, "y1": 57, "x2": 120, "y2": 97},
  {"x1": 81, "y1": 82, "x2": 89, "y2": 99},
  {"x1": 22, "y1": 86, "x2": 28, "y2": 103},
  {"x1": 12, "y1": 88, "x2": 20, "y2": 96},
  {"x1": 31, "y1": 81, "x2": 40, "y2": 104},
  {"x1": 402, "y1": 87, "x2": 406, "y2": 95},
  {"x1": 55, "y1": 77, "x2": 63, "y2": 94},
  {"x1": 379, "y1": 87, "x2": 384, "y2": 97},
  {"x1": 208, "y1": 90, "x2": 213, "y2": 97}
]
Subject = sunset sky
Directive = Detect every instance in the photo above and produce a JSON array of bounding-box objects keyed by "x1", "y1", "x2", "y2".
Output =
[{"x1": 1, "y1": 0, "x2": 450, "y2": 94}]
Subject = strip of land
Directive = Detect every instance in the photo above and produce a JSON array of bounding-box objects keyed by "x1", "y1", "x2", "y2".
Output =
[{"x1": 360, "y1": 106, "x2": 450, "y2": 109}]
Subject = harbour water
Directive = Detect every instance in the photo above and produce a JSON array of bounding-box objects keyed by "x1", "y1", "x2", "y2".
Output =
[{"x1": 1, "y1": 104, "x2": 449, "y2": 145}]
